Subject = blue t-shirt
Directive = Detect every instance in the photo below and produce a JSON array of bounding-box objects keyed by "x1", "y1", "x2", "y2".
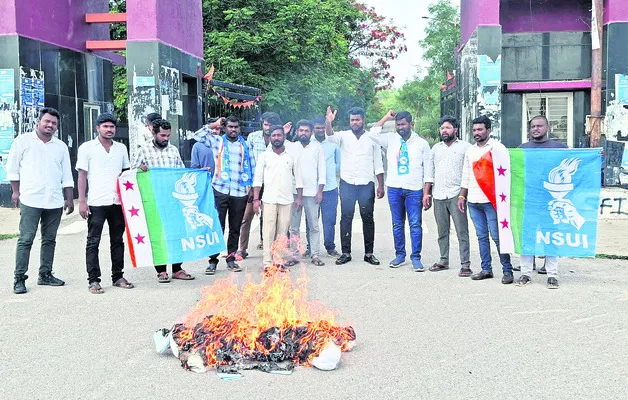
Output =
[{"x1": 191, "y1": 141, "x2": 215, "y2": 172}]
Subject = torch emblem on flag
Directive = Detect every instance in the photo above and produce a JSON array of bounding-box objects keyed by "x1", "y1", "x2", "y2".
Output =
[
  {"x1": 172, "y1": 172, "x2": 215, "y2": 230},
  {"x1": 543, "y1": 158, "x2": 586, "y2": 230}
]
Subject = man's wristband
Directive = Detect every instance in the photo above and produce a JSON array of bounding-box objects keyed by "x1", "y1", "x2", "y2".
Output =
[{"x1": 458, "y1": 195, "x2": 466, "y2": 200}]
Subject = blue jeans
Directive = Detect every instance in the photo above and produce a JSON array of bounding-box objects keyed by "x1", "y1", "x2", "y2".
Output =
[
  {"x1": 320, "y1": 188, "x2": 338, "y2": 252},
  {"x1": 387, "y1": 187, "x2": 423, "y2": 261},
  {"x1": 468, "y1": 202, "x2": 512, "y2": 273}
]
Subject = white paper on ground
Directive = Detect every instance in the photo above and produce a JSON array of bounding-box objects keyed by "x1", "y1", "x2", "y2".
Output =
[{"x1": 312, "y1": 341, "x2": 342, "y2": 371}]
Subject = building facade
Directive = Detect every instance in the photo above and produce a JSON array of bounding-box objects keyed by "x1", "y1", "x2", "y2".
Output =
[{"x1": 456, "y1": 0, "x2": 628, "y2": 153}]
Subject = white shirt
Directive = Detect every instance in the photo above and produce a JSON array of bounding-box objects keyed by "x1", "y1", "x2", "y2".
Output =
[
  {"x1": 461, "y1": 138, "x2": 507, "y2": 203},
  {"x1": 367, "y1": 127, "x2": 430, "y2": 190},
  {"x1": 285, "y1": 141, "x2": 326, "y2": 196},
  {"x1": 425, "y1": 139, "x2": 471, "y2": 200},
  {"x1": 253, "y1": 147, "x2": 303, "y2": 205},
  {"x1": 5, "y1": 131, "x2": 74, "y2": 209},
  {"x1": 326, "y1": 130, "x2": 384, "y2": 185},
  {"x1": 76, "y1": 138, "x2": 130, "y2": 206}
]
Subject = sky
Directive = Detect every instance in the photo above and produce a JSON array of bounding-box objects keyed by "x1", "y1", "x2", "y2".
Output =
[{"x1": 364, "y1": 0, "x2": 460, "y2": 87}]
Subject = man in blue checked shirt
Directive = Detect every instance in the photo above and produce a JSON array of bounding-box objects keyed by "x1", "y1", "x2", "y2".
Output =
[{"x1": 194, "y1": 116, "x2": 255, "y2": 275}]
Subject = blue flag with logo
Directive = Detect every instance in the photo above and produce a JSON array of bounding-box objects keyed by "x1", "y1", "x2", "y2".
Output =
[{"x1": 510, "y1": 149, "x2": 602, "y2": 257}]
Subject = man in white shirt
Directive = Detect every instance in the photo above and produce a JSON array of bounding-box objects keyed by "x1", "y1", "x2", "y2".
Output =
[
  {"x1": 76, "y1": 113, "x2": 134, "y2": 294},
  {"x1": 6, "y1": 107, "x2": 74, "y2": 294},
  {"x1": 285, "y1": 120, "x2": 326, "y2": 267},
  {"x1": 325, "y1": 106, "x2": 385, "y2": 266},
  {"x1": 370, "y1": 111, "x2": 431, "y2": 271},
  {"x1": 252, "y1": 126, "x2": 303, "y2": 268},
  {"x1": 458, "y1": 115, "x2": 514, "y2": 284},
  {"x1": 423, "y1": 116, "x2": 473, "y2": 277}
]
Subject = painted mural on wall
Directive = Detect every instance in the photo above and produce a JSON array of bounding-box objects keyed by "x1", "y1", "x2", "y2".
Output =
[
  {"x1": 19, "y1": 67, "x2": 44, "y2": 135},
  {"x1": 159, "y1": 66, "x2": 181, "y2": 117},
  {"x1": 599, "y1": 189, "x2": 628, "y2": 220},
  {"x1": 476, "y1": 54, "x2": 502, "y2": 141},
  {"x1": 0, "y1": 69, "x2": 17, "y2": 183}
]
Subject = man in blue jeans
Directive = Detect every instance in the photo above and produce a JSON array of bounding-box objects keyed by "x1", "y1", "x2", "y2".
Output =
[
  {"x1": 458, "y1": 115, "x2": 514, "y2": 284},
  {"x1": 369, "y1": 110, "x2": 431, "y2": 271},
  {"x1": 312, "y1": 116, "x2": 341, "y2": 257}
]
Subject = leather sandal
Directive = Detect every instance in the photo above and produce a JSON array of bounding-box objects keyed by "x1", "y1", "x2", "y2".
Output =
[{"x1": 172, "y1": 270, "x2": 195, "y2": 280}]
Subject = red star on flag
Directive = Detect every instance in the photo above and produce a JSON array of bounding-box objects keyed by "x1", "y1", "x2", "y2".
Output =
[
  {"x1": 497, "y1": 165, "x2": 507, "y2": 176},
  {"x1": 134, "y1": 234, "x2": 146, "y2": 244},
  {"x1": 500, "y1": 219, "x2": 510, "y2": 229},
  {"x1": 123, "y1": 181, "x2": 135, "y2": 190},
  {"x1": 128, "y1": 206, "x2": 140, "y2": 217},
  {"x1": 499, "y1": 193, "x2": 507, "y2": 202}
]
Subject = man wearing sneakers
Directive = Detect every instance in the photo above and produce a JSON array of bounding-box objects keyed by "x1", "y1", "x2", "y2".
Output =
[
  {"x1": 423, "y1": 116, "x2": 473, "y2": 277},
  {"x1": 516, "y1": 115, "x2": 567, "y2": 289},
  {"x1": 369, "y1": 110, "x2": 430, "y2": 271},
  {"x1": 6, "y1": 108, "x2": 74, "y2": 294},
  {"x1": 458, "y1": 115, "x2": 514, "y2": 284}
]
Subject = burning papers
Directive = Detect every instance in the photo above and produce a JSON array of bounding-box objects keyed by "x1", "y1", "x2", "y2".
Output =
[{"x1": 156, "y1": 265, "x2": 356, "y2": 375}]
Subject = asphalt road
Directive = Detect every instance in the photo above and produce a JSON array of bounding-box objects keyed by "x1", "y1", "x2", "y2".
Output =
[{"x1": 1, "y1": 197, "x2": 627, "y2": 400}]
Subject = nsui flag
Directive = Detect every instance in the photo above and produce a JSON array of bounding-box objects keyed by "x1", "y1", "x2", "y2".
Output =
[
  {"x1": 508, "y1": 149, "x2": 602, "y2": 257},
  {"x1": 117, "y1": 168, "x2": 226, "y2": 267}
]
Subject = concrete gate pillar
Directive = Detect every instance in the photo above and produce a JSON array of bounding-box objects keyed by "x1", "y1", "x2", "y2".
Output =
[{"x1": 126, "y1": 0, "x2": 204, "y2": 164}]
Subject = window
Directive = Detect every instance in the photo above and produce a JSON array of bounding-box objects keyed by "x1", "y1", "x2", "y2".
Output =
[
  {"x1": 83, "y1": 104, "x2": 101, "y2": 143},
  {"x1": 522, "y1": 92, "x2": 573, "y2": 147}
]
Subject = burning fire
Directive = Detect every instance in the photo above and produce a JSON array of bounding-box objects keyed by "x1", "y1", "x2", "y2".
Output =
[{"x1": 167, "y1": 242, "x2": 356, "y2": 374}]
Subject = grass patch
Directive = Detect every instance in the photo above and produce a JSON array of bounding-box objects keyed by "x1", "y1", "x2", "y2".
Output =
[
  {"x1": 595, "y1": 254, "x2": 628, "y2": 260},
  {"x1": 0, "y1": 233, "x2": 19, "y2": 240}
]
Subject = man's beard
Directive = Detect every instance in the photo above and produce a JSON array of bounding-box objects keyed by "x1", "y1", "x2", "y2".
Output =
[
  {"x1": 350, "y1": 125, "x2": 363, "y2": 134},
  {"x1": 442, "y1": 133, "x2": 455, "y2": 142},
  {"x1": 397, "y1": 129, "x2": 411, "y2": 137},
  {"x1": 298, "y1": 135, "x2": 310, "y2": 144},
  {"x1": 272, "y1": 140, "x2": 284, "y2": 148},
  {"x1": 154, "y1": 140, "x2": 168, "y2": 148}
]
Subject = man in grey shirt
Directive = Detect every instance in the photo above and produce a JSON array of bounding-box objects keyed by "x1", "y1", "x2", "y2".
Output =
[{"x1": 423, "y1": 116, "x2": 473, "y2": 277}]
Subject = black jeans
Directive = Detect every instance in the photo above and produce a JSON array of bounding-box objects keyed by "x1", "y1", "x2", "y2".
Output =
[
  {"x1": 211, "y1": 189, "x2": 248, "y2": 263},
  {"x1": 14, "y1": 204, "x2": 63, "y2": 281},
  {"x1": 339, "y1": 180, "x2": 375, "y2": 255},
  {"x1": 86, "y1": 205, "x2": 126, "y2": 284}
]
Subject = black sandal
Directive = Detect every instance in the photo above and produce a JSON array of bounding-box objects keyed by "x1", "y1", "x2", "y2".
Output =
[{"x1": 429, "y1": 263, "x2": 449, "y2": 272}]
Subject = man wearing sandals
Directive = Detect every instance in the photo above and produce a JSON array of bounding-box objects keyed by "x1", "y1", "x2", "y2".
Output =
[
  {"x1": 77, "y1": 113, "x2": 134, "y2": 294},
  {"x1": 285, "y1": 120, "x2": 326, "y2": 267},
  {"x1": 194, "y1": 116, "x2": 252, "y2": 275},
  {"x1": 369, "y1": 110, "x2": 431, "y2": 272},
  {"x1": 252, "y1": 126, "x2": 303, "y2": 268},
  {"x1": 423, "y1": 116, "x2": 473, "y2": 277},
  {"x1": 133, "y1": 119, "x2": 195, "y2": 283},
  {"x1": 515, "y1": 115, "x2": 566, "y2": 289}
]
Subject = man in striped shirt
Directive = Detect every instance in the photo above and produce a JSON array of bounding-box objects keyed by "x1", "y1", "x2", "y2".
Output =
[{"x1": 132, "y1": 119, "x2": 194, "y2": 283}]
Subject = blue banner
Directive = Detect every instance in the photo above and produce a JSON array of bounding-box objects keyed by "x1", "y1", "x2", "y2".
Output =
[
  {"x1": 149, "y1": 168, "x2": 226, "y2": 264},
  {"x1": 520, "y1": 149, "x2": 602, "y2": 257}
]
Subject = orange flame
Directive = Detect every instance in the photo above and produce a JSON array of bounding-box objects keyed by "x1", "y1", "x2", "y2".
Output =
[{"x1": 174, "y1": 241, "x2": 355, "y2": 369}]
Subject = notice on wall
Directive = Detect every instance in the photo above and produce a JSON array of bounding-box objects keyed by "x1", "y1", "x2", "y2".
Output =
[
  {"x1": 20, "y1": 67, "x2": 44, "y2": 135},
  {"x1": 0, "y1": 68, "x2": 16, "y2": 182},
  {"x1": 159, "y1": 66, "x2": 180, "y2": 116},
  {"x1": 615, "y1": 74, "x2": 628, "y2": 105}
]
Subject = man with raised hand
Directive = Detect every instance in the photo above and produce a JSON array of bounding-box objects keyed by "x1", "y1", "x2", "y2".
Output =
[
  {"x1": 369, "y1": 110, "x2": 430, "y2": 272},
  {"x1": 77, "y1": 113, "x2": 134, "y2": 294},
  {"x1": 325, "y1": 106, "x2": 384, "y2": 266},
  {"x1": 423, "y1": 116, "x2": 473, "y2": 277},
  {"x1": 6, "y1": 107, "x2": 74, "y2": 294}
]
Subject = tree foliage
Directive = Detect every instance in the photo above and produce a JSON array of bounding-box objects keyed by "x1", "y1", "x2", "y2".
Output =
[
  {"x1": 368, "y1": 0, "x2": 459, "y2": 143},
  {"x1": 203, "y1": 0, "x2": 405, "y2": 123},
  {"x1": 109, "y1": 0, "x2": 128, "y2": 124}
]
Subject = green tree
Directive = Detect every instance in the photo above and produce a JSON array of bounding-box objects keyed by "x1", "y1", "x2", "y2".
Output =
[
  {"x1": 419, "y1": 0, "x2": 460, "y2": 79},
  {"x1": 109, "y1": 0, "x2": 127, "y2": 124},
  {"x1": 202, "y1": 0, "x2": 405, "y2": 123}
]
